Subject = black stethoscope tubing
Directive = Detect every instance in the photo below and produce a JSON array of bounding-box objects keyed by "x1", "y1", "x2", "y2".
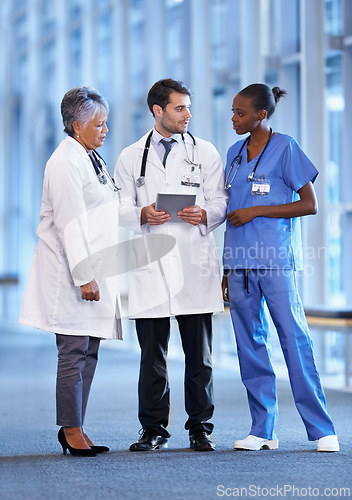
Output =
[
  {"x1": 225, "y1": 128, "x2": 273, "y2": 189},
  {"x1": 89, "y1": 149, "x2": 120, "y2": 191},
  {"x1": 136, "y1": 131, "x2": 196, "y2": 188}
]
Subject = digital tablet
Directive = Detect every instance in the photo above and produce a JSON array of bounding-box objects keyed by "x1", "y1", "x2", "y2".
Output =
[{"x1": 155, "y1": 192, "x2": 196, "y2": 223}]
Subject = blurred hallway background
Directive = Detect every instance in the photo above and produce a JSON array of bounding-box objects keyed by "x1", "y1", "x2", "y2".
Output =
[{"x1": 0, "y1": 0, "x2": 352, "y2": 391}]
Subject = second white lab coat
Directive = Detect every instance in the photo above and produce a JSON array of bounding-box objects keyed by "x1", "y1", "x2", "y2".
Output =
[
  {"x1": 114, "y1": 131, "x2": 229, "y2": 319},
  {"x1": 20, "y1": 136, "x2": 122, "y2": 339}
]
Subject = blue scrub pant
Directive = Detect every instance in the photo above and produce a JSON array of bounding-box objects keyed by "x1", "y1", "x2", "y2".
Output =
[{"x1": 227, "y1": 269, "x2": 336, "y2": 441}]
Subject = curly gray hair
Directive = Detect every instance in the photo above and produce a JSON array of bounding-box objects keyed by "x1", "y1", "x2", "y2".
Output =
[{"x1": 61, "y1": 86, "x2": 109, "y2": 136}]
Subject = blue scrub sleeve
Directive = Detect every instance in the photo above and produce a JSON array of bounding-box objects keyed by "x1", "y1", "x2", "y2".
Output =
[{"x1": 282, "y1": 138, "x2": 319, "y2": 192}]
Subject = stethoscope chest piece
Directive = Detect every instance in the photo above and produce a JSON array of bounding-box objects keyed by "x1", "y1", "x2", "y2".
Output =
[
  {"x1": 136, "y1": 176, "x2": 145, "y2": 187},
  {"x1": 88, "y1": 149, "x2": 120, "y2": 191},
  {"x1": 97, "y1": 172, "x2": 108, "y2": 185}
]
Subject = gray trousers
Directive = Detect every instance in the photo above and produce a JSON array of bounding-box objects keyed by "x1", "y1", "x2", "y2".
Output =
[{"x1": 56, "y1": 334, "x2": 100, "y2": 427}]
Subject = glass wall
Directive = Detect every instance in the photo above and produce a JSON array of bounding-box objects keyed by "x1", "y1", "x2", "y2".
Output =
[
  {"x1": 0, "y1": 0, "x2": 351, "y2": 358},
  {"x1": 324, "y1": 0, "x2": 344, "y2": 305}
]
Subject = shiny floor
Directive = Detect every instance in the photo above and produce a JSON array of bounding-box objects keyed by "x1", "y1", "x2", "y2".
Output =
[{"x1": 0, "y1": 321, "x2": 351, "y2": 500}]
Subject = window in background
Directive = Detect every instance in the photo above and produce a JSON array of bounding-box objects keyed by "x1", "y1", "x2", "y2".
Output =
[
  {"x1": 327, "y1": 212, "x2": 343, "y2": 304},
  {"x1": 96, "y1": 10, "x2": 113, "y2": 162},
  {"x1": 69, "y1": 0, "x2": 82, "y2": 22},
  {"x1": 41, "y1": 40, "x2": 57, "y2": 162},
  {"x1": 210, "y1": 0, "x2": 227, "y2": 75},
  {"x1": 210, "y1": 0, "x2": 240, "y2": 160},
  {"x1": 9, "y1": 54, "x2": 28, "y2": 274},
  {"x1": 12, "y1": 0, "x2": 26, "y2": 11},
  {"x1": 129, "y1": 1, "x2": 146, "y2": 99},
  {"x1": 70, "y1": 27, "x2": 82, "y2": 87},
  {"x1": 326, "y1": 55, "x2": 343, "y2": 206},
  {"x1": 1, "y1": 1, "x2": 352, "y2": 316},
  {"x1": 165, "y1": 0, "x2": 189, "y2": 82},
  {"x1": 261, "y1": 0, "x2": 280, "y2": 57},
  {"x1": 324, "y1": 0, "x2": 344, "y2": 304},
  {"x1": 40, "y1": 0, "x2": 56, "y2": 37},
  {"x1": 276, "y1": 0, "x2": 301, "y2": 138},
  {"x1": 0, "y1": 0, "x2": 351, "y2": 389},
  {"x1": 129, "y1": 1, "x2": 147, "y2": 141},
  {"x1": 132, "y1": 110, "x2": 146, "y2": 144},
  {"x1": 97, "y1": 0, "x2": 111, "y2": 6},
  {"x1": 212, "y1": 88, "x2": 228, "y2": 162},
  {"x1": 210, "y1": 0, "x2": 229, "y2": 159},
  {"x1": 263, "y1": 0, "x2": 300, "y2": 139},
  {"x1": 325, "y1": 0, "x2": 343, "y2": 36},
  {"x1": 96, "y1": 10, "x2": 112, "y2": 100},
  {"x1": 14, "y1": 14, "x2": 28, "y2": 53},
  {"x1": 278, "y1": 0, "x2": 300, "y2": 55}
]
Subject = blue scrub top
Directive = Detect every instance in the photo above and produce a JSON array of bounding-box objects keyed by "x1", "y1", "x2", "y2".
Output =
[{"x1": 223, "y1": 133, "x2": 318, "y2": 271}]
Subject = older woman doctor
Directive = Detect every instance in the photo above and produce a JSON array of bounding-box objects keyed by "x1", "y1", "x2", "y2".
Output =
[{"x1": 20, "y1": 87, "x2": 122, "y2": 457}]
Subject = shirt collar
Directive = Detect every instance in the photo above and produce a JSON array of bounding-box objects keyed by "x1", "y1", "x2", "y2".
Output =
[{"x1": 152, "y1": 127, "x2": 181, "y2": 145}]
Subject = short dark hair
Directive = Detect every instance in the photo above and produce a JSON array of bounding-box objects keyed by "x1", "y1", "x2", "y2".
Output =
[
  {"x1": 238, "y1": 83, "x2": 287, "y2": 119},
  {"x1": 61, "y1": 86, "x2": 109, "y2": 136},
  {"x1": 147, "y1": 78, "x2": 191, "y2": 116}
]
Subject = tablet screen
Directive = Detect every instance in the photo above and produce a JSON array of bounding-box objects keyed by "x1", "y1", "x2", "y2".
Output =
[{"x1": 155, "y1": 193, "x2": 196, "y2": 223}]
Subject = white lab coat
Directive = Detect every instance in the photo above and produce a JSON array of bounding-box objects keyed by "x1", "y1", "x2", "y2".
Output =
[
  {"x1": 114, "y1": 130, "x2": 229, "y2": 319},
  {"x1": 19, "y1": 136, "x2": 122, "y2": 339}
]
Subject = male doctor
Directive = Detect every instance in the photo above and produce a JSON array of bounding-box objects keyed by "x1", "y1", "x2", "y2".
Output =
[{"x1": 114, "y1": 79, "x2": 228, "y2": 451}]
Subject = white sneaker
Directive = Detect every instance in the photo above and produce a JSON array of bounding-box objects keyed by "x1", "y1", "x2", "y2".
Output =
[
  {"x1": 233, "y1": 435, "x2": 279, "y2": 451},
  {"x1": 317, "y1": 435, "x2": 340, "y2": 452}
]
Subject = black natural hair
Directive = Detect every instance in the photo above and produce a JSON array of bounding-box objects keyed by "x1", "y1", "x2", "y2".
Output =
[
  {"x1": 147, "y1": 78, "x2": 191, "y2": 116},
  {"x1": 238, "y1": 83, "x2": 287, "y2": 119}
]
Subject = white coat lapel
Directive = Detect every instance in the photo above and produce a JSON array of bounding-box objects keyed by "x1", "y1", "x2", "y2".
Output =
[
  {"x1": 135, "y1": 131, "x2": 164, "y2": 173},
  {"x1": 147, "y1": 143, "x2": 165, "y2": 171}
]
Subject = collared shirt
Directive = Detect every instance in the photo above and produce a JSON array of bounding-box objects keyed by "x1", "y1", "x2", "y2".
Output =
[{"x1": 151, "y1": 128, "x2": 181, "y2": 165}]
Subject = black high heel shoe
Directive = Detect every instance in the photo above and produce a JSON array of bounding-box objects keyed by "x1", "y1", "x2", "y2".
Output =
[
  {"x1": 58, "y1": 427, "x2": 97, "y2": 457},
  {"x1": 90, "y1": 445, "x2": 110, "y2": 453}
]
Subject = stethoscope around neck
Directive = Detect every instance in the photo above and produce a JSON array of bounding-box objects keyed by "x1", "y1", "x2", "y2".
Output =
[
  {"x1": 88, "y1": 149, "x2": 120, "y2": 191},
  {"x1": 224, "y1": 128, "x2": 273, "y2": 189},
  {"x1": 136, "y1": 130, "x2": 197, "y2": 188}
]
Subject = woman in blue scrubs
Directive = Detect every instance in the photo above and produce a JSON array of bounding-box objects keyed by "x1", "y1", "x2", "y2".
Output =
[{"x1": 222, "y1": 83, "x2": 339, "y2": 452}]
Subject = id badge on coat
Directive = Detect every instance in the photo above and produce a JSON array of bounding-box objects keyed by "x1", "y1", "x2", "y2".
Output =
[
  {"x1": 251, "y1": 178, "x2": 270, "y2": 196},
  {"x1": 181, "y1": 164, "x2": 201, "y2": 187}
]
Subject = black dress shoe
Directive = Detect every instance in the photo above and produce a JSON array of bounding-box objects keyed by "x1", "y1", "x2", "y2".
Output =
[
  {"x1": 129, "y1": 428, "x2": 168, "y2": 451},
  {"x1": 189, "y1": 431, "x2": 215, "y2": 451}
]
